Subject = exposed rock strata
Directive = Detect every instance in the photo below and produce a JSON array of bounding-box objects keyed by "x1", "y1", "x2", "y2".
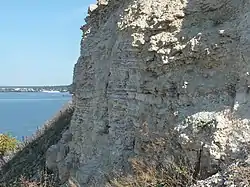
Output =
[{"x1": 54, "y1": 0, "x2": 250, "y2": 186}]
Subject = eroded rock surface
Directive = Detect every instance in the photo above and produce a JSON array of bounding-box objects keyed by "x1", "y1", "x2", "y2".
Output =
[{"x1": 53, "y1": 0, "x2": 250, "y2": 186}]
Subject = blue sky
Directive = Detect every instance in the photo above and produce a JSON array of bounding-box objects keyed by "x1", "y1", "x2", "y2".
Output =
[{"x1": 0, "y1": 0, "x2": 96, "y2": 86}]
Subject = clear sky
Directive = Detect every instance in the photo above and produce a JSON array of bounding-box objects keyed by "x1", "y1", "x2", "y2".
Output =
[{"x1": 0, "y1": 0, "x2": 96, "y2": 86}]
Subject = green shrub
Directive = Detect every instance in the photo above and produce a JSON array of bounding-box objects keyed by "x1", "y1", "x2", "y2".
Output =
[{"x1": 0, "y1": 133, "x2": 18, "y2": 156}]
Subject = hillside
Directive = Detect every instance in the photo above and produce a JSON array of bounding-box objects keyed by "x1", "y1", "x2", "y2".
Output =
[
  {"x1": 2, "y1": 0, "x2": 250, "y2": 186},
  {"x1": 0, "y1": 103, "x2": 74, "y2": 186}
]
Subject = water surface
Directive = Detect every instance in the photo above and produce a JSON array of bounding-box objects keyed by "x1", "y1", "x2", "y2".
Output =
[{"x1": 0, "y1": 92, "x2": 71, "y2": 140}]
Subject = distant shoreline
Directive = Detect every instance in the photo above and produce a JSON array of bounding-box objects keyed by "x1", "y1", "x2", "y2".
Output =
[
  {"x1": 0, "y1": 91, "x2": 70, "y2": 93},
  {"x1": 0, "y1": 85, "x2": 72, "y2": 93}
]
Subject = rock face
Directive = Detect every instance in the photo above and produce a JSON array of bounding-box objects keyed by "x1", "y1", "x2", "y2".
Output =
[
  {"x1": 46, "y1": 130, "x2": 72, "y2": 183},
  {"x1": 54, "y1": 0, "x2": 250, "y2": 186}
]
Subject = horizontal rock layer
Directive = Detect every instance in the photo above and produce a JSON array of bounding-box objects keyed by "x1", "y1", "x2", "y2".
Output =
[{"x1": 60, "y1": 0, "x2": 250, "y2": 186}]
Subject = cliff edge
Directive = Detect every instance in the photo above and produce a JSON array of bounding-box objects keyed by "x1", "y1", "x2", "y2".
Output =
[
  {"x1": 51, "y1": 0, "x2": 250, "y2": 186},
  {"x1": 2, "y1": 0, "x2": 250, "y2": 186}
]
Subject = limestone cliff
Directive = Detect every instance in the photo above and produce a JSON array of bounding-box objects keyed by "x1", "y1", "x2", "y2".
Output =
[{"x1": 50, "y1": 0, "x2": 250, "y2": 186}]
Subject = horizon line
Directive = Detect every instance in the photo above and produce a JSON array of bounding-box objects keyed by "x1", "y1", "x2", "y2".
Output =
[{"x1": 0, "y1": 84, "x2": 71, "y2": 88}]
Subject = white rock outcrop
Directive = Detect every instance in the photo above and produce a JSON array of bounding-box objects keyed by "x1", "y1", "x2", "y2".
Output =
[{"x1": 50, "y1": 0, "x2": 250, "y2": 186}]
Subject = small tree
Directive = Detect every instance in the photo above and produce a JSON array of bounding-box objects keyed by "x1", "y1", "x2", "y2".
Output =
[{"x1": 0, "y1": 133, "x2": 18, "y2": 164}]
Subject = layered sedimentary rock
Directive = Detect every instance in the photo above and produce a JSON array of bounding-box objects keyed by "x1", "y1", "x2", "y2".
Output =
[{"x1": 52, "y1": 0, "x2": 250, "y2": 186}]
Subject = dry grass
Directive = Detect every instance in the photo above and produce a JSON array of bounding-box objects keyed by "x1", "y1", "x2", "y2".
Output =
[
  {"x1": 107, "y1": 115, "x2": 250, "y2": 187},
  {"x1": 108, "y1": 158, "x2": 194, "y2": 187},
  {"x1": 1, "y1": 168, "x2": 57, "y2": 187},
  {"x1": 227, "y1": 165, "x2": 250, "y2": 186},
  {"x1": 106, "y1": 123, "x2": 195, "y2": 187}
]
